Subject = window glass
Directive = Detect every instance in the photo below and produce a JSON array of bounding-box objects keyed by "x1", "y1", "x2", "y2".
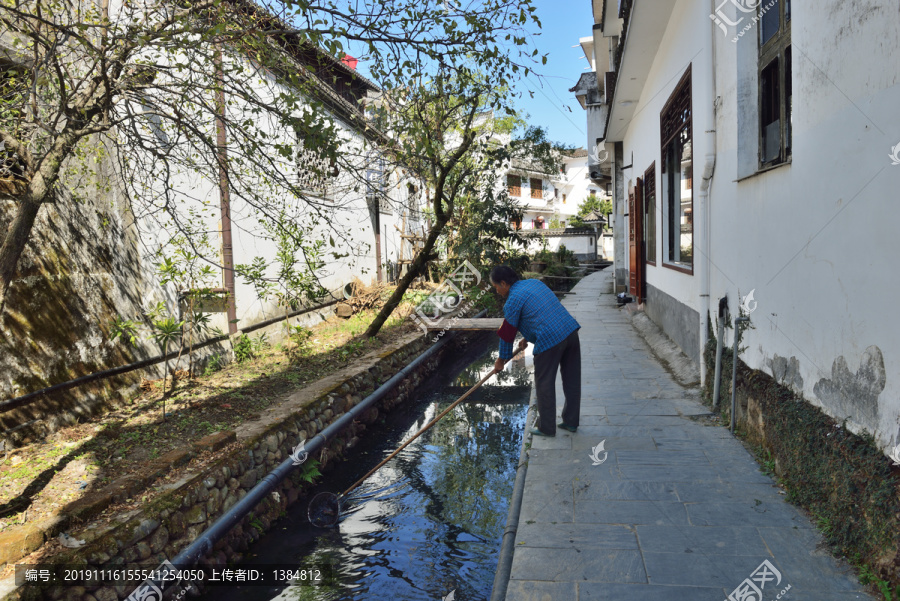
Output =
[
  {"x1": 760, "y1": 58, "x2": 781, "y2": 163},
  {"x1": 660, "y1": 70, "x2": 692, "y2": 268},
  {"x1": 785, "y1": 46, "x2": 792, "y2": 157},
  {"x1": 760, "y1": 0, "x2": 780, "y2": 46}
]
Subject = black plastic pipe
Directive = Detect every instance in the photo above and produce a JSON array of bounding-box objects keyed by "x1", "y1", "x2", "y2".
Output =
[
  {"x1": 0, "y1": 299, "x2": 339, "y2": 413},
  {"x1": 166, "y1": 329, "x2": 459, "y2": 571}
]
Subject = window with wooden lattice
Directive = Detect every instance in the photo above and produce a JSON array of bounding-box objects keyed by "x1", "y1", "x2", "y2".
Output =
[
  {"x1": 659, "y1": 66, "x2": 693, "y2": 271},
  {"x1": 759, "y1": 0, "x2": 791, "y2": 167},
  {"x1": 644, "y1": 163, "x2": 656, "y2": 265},
  {"x1": 530, "y1": 178, "x2": 542, "y2": 199},
  {"x1": 507, "y1": 174, "x2": 521, "y2": 196}
]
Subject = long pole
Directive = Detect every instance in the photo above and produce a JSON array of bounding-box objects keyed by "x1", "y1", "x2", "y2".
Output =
[
  {"x1": 215, "y1": 42, "x2": 237, "y2": 334},
  {"x1": 712, "y1": 313, "x2": 725, "y2": 408},
  {"x1": 340, "y1": 367, "x2": 497, "y2": 497},
  {"x1": 730, "y1": 316, "x2": 749, "y2": 433}
]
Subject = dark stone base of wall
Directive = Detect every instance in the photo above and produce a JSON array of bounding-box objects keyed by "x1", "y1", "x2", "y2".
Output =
[{"x1": 644, "y1": 283, "x2": 700, "y2": 365}]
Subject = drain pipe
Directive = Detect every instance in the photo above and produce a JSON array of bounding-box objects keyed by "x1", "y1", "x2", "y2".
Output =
[
  {"x1": 698, "y1": 0, "x2": 719, "y2": 386},
  {"x1": 712, "y1": 296, "x2": 728, "y2": 408},
  {"x1": 490, "y1": 387, "x2": 536, "y2": 601},
  {"x1": 166, "y1": 309, "x2": 487, "y2": 574},
  {"x1": 730, "y1": 316, "x2": 750, "y2": 433}
]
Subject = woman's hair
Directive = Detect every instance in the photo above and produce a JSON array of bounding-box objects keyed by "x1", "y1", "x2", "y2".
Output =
[{"x1": 489, "y1": 265, "x2": 521, "y2": 286}]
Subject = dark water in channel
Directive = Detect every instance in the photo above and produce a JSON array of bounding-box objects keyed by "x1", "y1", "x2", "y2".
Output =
[{"x1": 201, "y1": 342, "x2": 532, "y2": 601}]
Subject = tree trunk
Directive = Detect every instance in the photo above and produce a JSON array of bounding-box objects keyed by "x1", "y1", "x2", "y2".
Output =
[
  {"x1": 364, "y1": 215, "x2": 447, "y2": 338},
  {"x1": 0, "y1": 197, "x2": 43, "y2": 315}
]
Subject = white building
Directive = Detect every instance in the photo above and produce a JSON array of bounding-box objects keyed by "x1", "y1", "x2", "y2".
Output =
[
  {"x1": 501, "y1": 149, "x2": 608, "y2": 261},
  {"x1": 129, "y1": 38, "x2": 423, "y2": 334},
  {"x1": 579, "y1": 0, "x2": 900, "y2": 453},
  {"x1": 505, "y1": 149, "x2": 607, "y2": 230}
]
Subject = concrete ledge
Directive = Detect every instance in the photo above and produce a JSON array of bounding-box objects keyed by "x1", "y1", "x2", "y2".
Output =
[{"x1": 626, "y1": 307, "x2": 700, "y2": 387}]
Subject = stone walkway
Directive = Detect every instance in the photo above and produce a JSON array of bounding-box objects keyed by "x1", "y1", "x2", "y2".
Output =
[{"x1": 504, "y1": 271, "x2": 874, "y2": 601}]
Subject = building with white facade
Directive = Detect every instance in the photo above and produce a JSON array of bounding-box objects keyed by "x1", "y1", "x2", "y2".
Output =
[
  {"x1": 577, "y1": 0, "x2": 900, "y2": 455},
  {"x1": 505, "y1": 149, "x2": 608, "y2": 230},
  {"x1": 501, "y1": 148, "x2": 610, "y2": 261}
]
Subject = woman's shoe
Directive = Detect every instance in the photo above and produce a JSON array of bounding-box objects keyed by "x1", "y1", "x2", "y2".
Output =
[{"x1": 558, "y1": 422, "x2": 577, "y2": 433}]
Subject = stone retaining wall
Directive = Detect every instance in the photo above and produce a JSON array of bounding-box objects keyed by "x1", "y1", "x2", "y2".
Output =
[{"x1": 4, "y1": 330, "x2": 484, "y2": 601}]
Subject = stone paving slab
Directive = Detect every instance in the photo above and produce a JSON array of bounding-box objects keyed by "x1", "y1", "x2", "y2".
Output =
[{"x1": 503, "y1": 272, "x2": 875, "y2": 601}]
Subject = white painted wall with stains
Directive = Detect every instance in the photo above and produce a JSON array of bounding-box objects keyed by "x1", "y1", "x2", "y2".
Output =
[{"x1": 600, "y1": 0, "x2": 900, "y2": 453}]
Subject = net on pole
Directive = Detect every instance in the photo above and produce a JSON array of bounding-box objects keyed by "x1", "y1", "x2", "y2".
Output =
[{"x1": 308, "y1": 492, "x2": 342, "y2": 528}]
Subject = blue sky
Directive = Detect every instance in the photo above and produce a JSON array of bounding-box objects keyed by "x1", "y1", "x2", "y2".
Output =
[
  {"x1": 342, "y1": 0, "x2": 595, "y2": 150},
  {"x1": 513, "y1": 0, "x2": 595, "y2": 149}
]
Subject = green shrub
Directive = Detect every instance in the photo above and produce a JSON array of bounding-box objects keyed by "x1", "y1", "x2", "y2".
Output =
[
  {"x1": 283, "y1": 324, "x2": 313, "y2": 363},
  {"x1": 203, "y1": 352, "x2": 224, "y2": 376},
  {"x1": 555, "y1": 244, "x2": 578, "y2": 266},
  {"x1": 232, "y1": 334, "x2": 254, "y2": 362}
]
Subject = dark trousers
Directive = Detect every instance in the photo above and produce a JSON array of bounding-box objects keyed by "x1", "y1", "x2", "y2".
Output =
[{"x1": 534, "y1": 330, "x2": 581, "y2": 435}]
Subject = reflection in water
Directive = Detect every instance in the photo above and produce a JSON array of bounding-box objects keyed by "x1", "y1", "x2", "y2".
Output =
[{"x1": 201, "y1": 346, "x2": 531, "y2": 601}]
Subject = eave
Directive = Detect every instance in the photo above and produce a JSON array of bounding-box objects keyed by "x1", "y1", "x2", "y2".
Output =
[{"x1": 604, "y1": 0, "x2": 677, "y2": 143}]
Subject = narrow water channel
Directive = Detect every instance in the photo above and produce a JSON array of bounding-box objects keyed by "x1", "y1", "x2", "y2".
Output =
[{"x1": 201, "y1": 341, "x2": 532, "y2": 601}]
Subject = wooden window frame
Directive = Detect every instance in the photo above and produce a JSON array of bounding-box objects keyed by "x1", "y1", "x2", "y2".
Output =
[
  {"x1": 659, "y1": 66, "x2": 694, "y2": 275},
  {"x1": 644, "y1": 162, "x2": 656, "y2": 266},
  {"x1": 758, "y1": 0, "x2": 791, "y2": 169},
  {"x1": 530, "y1": 177, "x2": 543, "y2": 200},
  {"x1": 507, "y1": 174, "x2": 521, "y2": 197}
]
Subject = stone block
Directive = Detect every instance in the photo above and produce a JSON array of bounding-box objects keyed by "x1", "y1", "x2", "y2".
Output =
[
  {"x1": 206, "y1": 488, "x2": 222, "y2": 514},
  {"x1": 135, "y1": 541, "x2": 152, "y2": 560},
  {"x1": 92, "y1": 587, "x2": 118, "y2": 601},
  {"x1": 0, "y1": 524, "x2": 44, "y2": 565},
  {"x1": 166, "y1": 512, "x2": 186, "y2": 538},
  {"x1": 240, "y1": 468, "x2": 259, "y2": 489},
  {"x1": 149, "y1": 526, "x2": 169, "y2": 553},
  {"x1": 185, "y1": 505, "x2": 207, "y2": 525},
  {"x1": 126, "y1": 518, "x2": 159, "y2": 547},
  {"x1": 192, "y1": 431, "x2": 237, "y2": 453},
  {"x1": 156, "y1": 447, "x2": 195, "y2": 469}
]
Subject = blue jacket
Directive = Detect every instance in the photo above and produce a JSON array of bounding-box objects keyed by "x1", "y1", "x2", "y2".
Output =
[{"x1": 497, "y1": 279, "x2": 580, "y2": 359}]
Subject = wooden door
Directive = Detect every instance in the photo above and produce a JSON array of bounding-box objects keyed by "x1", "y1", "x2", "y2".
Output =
[{"x1": 628, "y1": 178, "x2": 645, "y2": 302}]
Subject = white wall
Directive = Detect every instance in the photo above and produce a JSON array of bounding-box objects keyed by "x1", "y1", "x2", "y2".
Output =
[
  {"x1": 522, "y1": 234, "x2": 597, "y2": 258},
  {"x1": 614, "y1": 0, "x2": 900, "y2": 452},
  {"x1": 131, "y1": 51, "x2": 423, "y2": 335}
]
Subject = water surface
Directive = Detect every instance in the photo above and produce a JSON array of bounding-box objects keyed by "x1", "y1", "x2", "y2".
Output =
[{"x1": 202, "y1": 344, "x2": 532, "y2": 601}]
